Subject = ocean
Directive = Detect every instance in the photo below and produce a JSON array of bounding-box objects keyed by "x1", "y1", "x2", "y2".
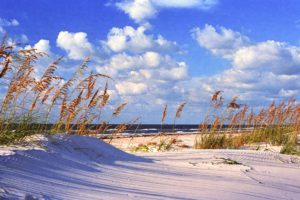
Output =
[
  {"x1": 105, "y1": 124, "x2": 199, "y2": 136},
  {"x1": 98, "y1": 124, "x2": 252, "y2": 137}
]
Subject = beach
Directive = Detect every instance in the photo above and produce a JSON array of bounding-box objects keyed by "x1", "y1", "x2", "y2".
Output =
[{"x1": 1, "y1": 134, "x2": 300, "y2": 199}]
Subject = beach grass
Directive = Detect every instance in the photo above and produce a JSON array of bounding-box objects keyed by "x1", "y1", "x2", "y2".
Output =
[
  {"x1": 0, "y1": 35, "x2": 125, "y2": 144},
  {"x1": 194, "y1": 91, "x2": 300, "y2": 155}
]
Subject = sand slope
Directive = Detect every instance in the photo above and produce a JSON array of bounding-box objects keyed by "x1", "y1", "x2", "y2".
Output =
[{"x1": 1, "y1": 134, "x2": 300, "y2": 200}]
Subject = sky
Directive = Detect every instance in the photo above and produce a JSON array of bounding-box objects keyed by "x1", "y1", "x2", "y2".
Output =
[{"x1": 1, "y1": 0, "x2": 300, "y2": 124}]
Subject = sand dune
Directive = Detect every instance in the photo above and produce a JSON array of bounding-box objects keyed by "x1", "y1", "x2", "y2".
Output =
[{"x1": 1, "y1": 134, "x2": 300, "y2": 199}]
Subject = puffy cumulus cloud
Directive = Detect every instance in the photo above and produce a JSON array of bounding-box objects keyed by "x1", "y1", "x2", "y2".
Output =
[
  {"x1": 143, "y1": 51, "x2": 161, "y2": 67},
  {"x1": 24, "y1": 39, "x2": 52, "y2": 55},
  {"x1": 0, "y1": 18, "x2": 19, "y2": 33},
  {"x1": 106, "y1": 26, "x2": 151, "y2": 52},
  {"x1": 233, "y1": 41, "x2": 300, "y2": 75},
  {"x1": 96, "y1": 50, "x2": 188, "y2": 100},
  {"x1": 33, "y1": 39, "x2": 51, "y2": 53},
  {"x1": 116, "y1": 0, "x2": 218, "y2": 23},
  {"x1": 105, "y1": 26, "x2": 179, "y2": 53},
  {"x1": 192, "y1": 24, "x2": 249, "y2": 58},
  {"x1": 56, "y1": 31, "x2": 94, "y2": 60},
  {"x1": 159, "y1": 62, "x2": 188, "y2": 80},
  {"x1": 105, "y1": 51, "x2": 161, "y2": 71},
  {"x1": 116, "y1": 0, "x2": 157, "y2": 24},
  {"x1": 191, "y1": 24, "x2": 300, "y2": 105},
  {"x1": 214, "y1": 70, "x2": 300, "y2": 102},
  {"x1": 97, "y1": 51, "x2": 187, "y2": 79},
  {"x1": 116, "y1": 81, "x2": 148, "y2": 95}
]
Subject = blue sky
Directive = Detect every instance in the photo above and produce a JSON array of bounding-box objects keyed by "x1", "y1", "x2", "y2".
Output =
[{"x1": 1, "y1": 0, "x2": 300, "y2": 124}]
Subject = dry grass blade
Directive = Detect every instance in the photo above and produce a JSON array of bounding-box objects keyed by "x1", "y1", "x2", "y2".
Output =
[
  {"x1": 103, "y1": 81, "x2": 108, "y2": 96},
  {"x1": 113, "y1": 123, "x2": 127, "y2": 135},
  {"x1": 247, "y1": 109, "x2": 254, "y2": 126},
  {"x1": 68, "y1": 89, "x2": 83, "y2": 114},
  {"x1": 227, "y1": 96, "x2": 240, "y2": 109},
  {"x1": 59, "y1": 95, "x2": 68, "y2": 121},
  {"x1": 0, "y1": 55, "x2": 10, "y2": 78},
  {"x1": 66, "y1": 108, "x2": 81, "y2": 131},
  {"x1": 99, "y1": 94, "x2": 110, "y2": 107},
  {"x1": 113, "y1": 103, "x2": 127, "y2": 117},
  {"x1": 34, "y1": 57, "x2": 62, "y2": 92},
  {"x1": 161, "y1": 104, "x2": 168, "y2": 124},
  {"x1": 175, "y1": 102, "x2": 186, "y2": 118},
  {"x1": 51, "y1": 79, "x2": 73, "y2": 103},
  {"x1": 110, "y1": 123, "x2": 127, "y2": 142},
  {"x1": 85, "y1": 76, "x2": 96, "y2": 100},
  {"x1": 88, "y1": 89, "x2": 99, "y2": 108},
  {"x1": 92, "y1": 73, "x2": 112, "y2": 80},
  {"x1": 240, "y1": 105, "x2": 248, "y2": 121},
  {"x1": 99, "y1": 81, "x2": 109, "y2": 107},
  {"x1": 211, "y1": 90, "x2": 222, "y2": 103},
  {"x1": 97, "y1": 121, "x2": 109, "y2": 134},
  {"x1": 212, "y1": 116, "x2": 219, "y2": 130},
  {"x1": 30, "y1": 93, "x2": 42, "y2": 112},
  {"x1": 41, "y1": 85, "x2": 55, "y2": 104},
  {"x1": 74, "y1": 57, "x2": 90, "y2": 80}
]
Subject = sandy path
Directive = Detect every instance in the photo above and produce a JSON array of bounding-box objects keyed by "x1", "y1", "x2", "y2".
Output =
[
  {"x1": 1, "y1": 135, "x2": 300, "y2": 200},
  {"x1": 105, "y1": 133, "x2": 196, "y2": 151}
]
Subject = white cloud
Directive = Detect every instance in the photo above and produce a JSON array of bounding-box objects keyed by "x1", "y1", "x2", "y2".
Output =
[
  {"x1": 152, "y1": 0, "x2": 218, "y2": 9},
  {"x1": 10, "y1": 19, "x2": 19, "y2": 26},
  {"x1": 143, "y1": 51, "x2": 161, "y2": 67},
  {"x1": 159, "y1": 62, "x2": 188, "y2": 80},
  {"x1": 0, "y1": 18, "x2": 19, "y2": 27},
  {"x1": 97, "y1": 51, "x2": 186, "y2": 79},
  {"x1": 24, "y1": 39, "x2": 51, "y2": 55},
  {"x1": 191, "y1": 24, "x2": 300, "y2": 105},
  {"x1": 34, "y1": 39, "x2": 51, "y2": 53},
  {"x1": 105, "y1": 26, "x2": 179, "y2": 53},
  {"x1": 0, "y1": 18, "x2": 19, "y2": 33},
  {"x1": 116, "y1": 81, "x2": 148, "y2": 95},
  {"x1": 116, "y1": 0, "x2": 218, "y2": 23},
  {"x1": 192, "y1": 24, "x2": 249, "y2": 58},
  {"x1": 96, "y1": 49, "x2": 189, "y2": 105},
  {"x1": 106, "y1": 51, "x2": 161, "y2": 71},
  {"x1": 233, "y1": 40, "x2": 300, "y2": 74},
  {"x1": 116, "y1": 0, "x2": 157, "y2": 23},
  {"x1": 106, "y1": 26, "x2": 152, "y2": 52},
  {"x1": 56, "y1": 31, "x2": 94, "y2": 60}
]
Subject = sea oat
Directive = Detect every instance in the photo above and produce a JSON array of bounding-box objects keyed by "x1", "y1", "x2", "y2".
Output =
[
  {"x1": 161, "y1": 104, "x2": 168, "y2": 124},
  {"x1": 175, "y1": 102, "x2": 186, "y2": 118},
  {"x1": 112, "y1": 103, "x2": 127, "y2": 117}
]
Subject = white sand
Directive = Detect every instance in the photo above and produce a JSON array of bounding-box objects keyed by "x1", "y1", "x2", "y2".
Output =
[{"x1": 1, "y1": 134, "x2": 300, "y2": 199}]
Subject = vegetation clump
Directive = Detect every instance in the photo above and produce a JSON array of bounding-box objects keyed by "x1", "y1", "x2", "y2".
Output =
[
  {"x1": 0, "y1": 36, "x2": 126, "y2": 144},
  {"x1": 194, "y1": 91, "x2": 300, "y2": 156}
]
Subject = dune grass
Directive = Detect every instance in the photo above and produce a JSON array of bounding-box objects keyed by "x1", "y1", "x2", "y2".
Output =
[
  {"x1": 0, "y1": 36, "x2": 127, "y2": 144},
  {"x1": 194, "y1": 91, "x2": 300, "y2": 155}
]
